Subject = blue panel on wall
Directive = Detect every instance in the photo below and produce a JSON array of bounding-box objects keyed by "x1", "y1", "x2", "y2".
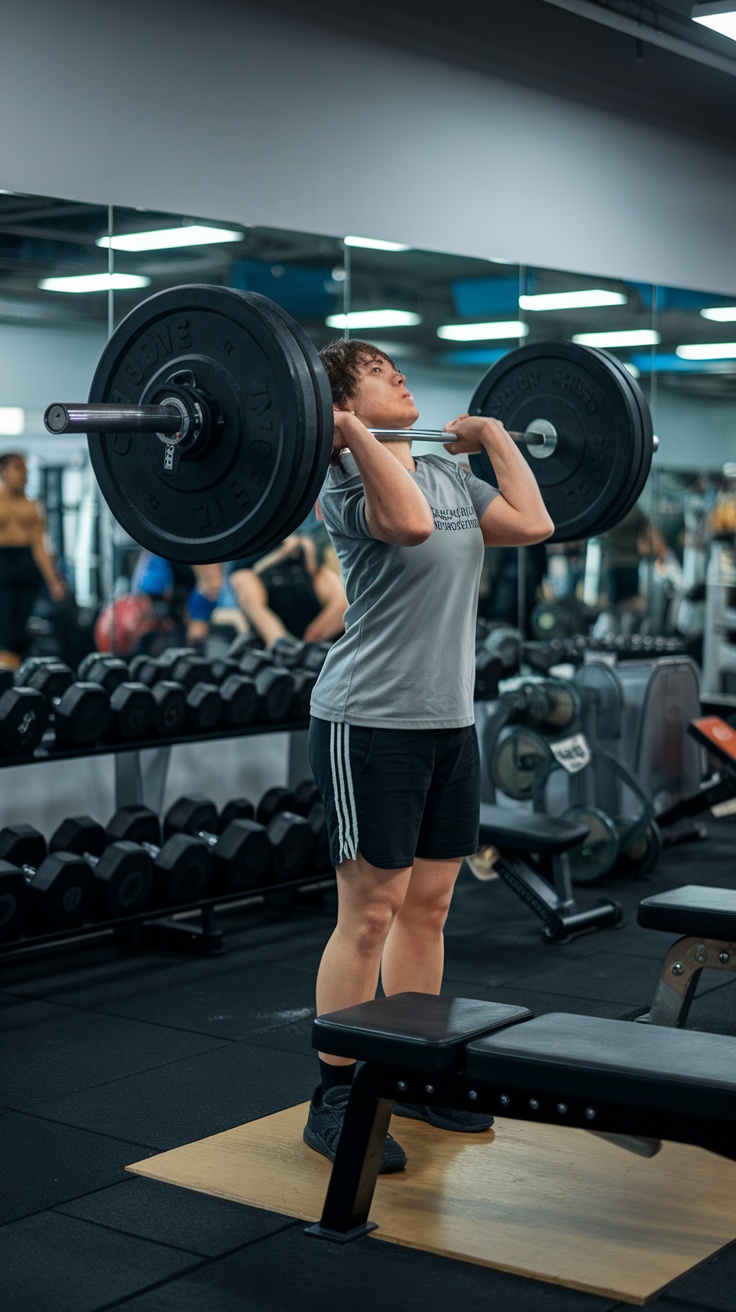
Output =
[
  {"x1": 231, "y1": 260, "x2": 339, "y2": 318},
  {"x1": 625, "y1": 283, "x2": 734, "y2": 312},
  {"x1": 629, "y1": 352, "x2": 718, "y2": 373},
  {"x1": 439, "y1": 347, "x2": 510, "y2": 367},
  {"x1": 451, "y1": 276, "x2": 523, "y2": 317}
]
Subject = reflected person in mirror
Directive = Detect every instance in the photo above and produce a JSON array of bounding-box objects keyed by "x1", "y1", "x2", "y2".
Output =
[
  {"x1": 303, "y1": 340, "x2": 554, "y2": 1171},
  {"x1": 0, "y1": 453, "x2": 67, "y2": 671}
]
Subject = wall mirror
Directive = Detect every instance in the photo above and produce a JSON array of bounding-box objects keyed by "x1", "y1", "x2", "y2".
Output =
[{"x1": 1, "y1": 190, "x2": 734, "y2": 698}]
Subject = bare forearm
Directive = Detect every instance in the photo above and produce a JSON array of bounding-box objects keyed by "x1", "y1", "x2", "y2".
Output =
[
  {"x1": 348, "y1": 430, "x2": 433, "y2": 543},
  {"x1": 239, "y1": 599, "x2": 287, "y2": 647},
  {"x1": 479, "y1": 425, "x2": 551, "y2": 525}
]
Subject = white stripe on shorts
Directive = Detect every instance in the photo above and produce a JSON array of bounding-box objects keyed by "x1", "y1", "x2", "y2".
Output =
[{"x1": 329, "y1": 721, "x2": 359, "y2": 864}]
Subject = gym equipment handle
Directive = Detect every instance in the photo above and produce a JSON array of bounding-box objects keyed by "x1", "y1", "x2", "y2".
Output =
[{"x1": 44, "y1": 403, "x2": 549, "y2": 449}]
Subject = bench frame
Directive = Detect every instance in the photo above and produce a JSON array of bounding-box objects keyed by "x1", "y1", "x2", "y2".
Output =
[
  {"x1": 639, "y1": 935, "x2": 736, "y2": 1027},
  {"x1": 306, "y1": 1052, "x2": 736, "y2": 1243}
]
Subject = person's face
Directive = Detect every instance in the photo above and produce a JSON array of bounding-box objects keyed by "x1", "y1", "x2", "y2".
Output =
[
  {"x1": 344, "y1": 356, "x2": 420, "y2": 430},
  {"x1": 2, "y1": 458, "x2": 27, "y2": 494}
]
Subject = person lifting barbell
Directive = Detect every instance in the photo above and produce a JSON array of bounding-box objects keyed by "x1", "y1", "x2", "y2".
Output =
[
  {"x1": 40, "y1": 284, "x2": 658, "y2": 1173},
  {"x1": 303, "y1": 338, "x2": 554, "y2": 1173}
]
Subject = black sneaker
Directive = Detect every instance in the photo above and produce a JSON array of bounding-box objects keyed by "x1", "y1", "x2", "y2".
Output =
[
  {"x1": 393, "y1": 1102, "x2": 494, "y2": 1132},
  {"x1": 304, "y1": 1086, "x2": 407, "y2": 1173}
]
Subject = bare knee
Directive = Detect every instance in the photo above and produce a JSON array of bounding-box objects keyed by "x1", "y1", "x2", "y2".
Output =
[
  {"x1": 347, "y1": 899, "x2": 401, "y2": 955},
  {"x1": 397, "y1": 890, "x2": 453, "y2": 935}
]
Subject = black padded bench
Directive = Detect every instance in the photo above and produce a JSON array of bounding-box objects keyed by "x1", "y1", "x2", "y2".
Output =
[
  {"x1": 307, "y1": 992, "x2": 736, "y2": 1242},
  {"x1": 477, "y1": 803, "x2": 621, "y2": 942},
  {"x1": 637, "y1": 885, "x2": 736, "y2": 1027}
]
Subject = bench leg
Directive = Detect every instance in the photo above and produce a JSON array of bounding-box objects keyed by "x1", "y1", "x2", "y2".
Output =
[
  {"x1": 493, "y1": 852, "x2": 621, "y2": 942},
  {"x1": 306, "y1": 1063, "x2": 393, "y2": 1242},
  {"x1": 639, "y1": 936, "x2": 736, "y2": 1027}
]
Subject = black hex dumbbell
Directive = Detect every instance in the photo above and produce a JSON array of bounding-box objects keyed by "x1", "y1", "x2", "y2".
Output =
[
  {"x1": 16, "y1": 659, "x2": 109, "y2": 746},
  {"x1": 78, "y1": 653, "x2": 131, "y2": 693},
  {"x1": 49, "y1": 815, "x2": 153, "y2": 917},
  {"x1": 256, "y1": 786, "x2": 299, "y2": 826},
  {"x1": 132, "y1": 652, "x2": 257, "y2": 731},
  {"x1": 149, "y1": 681, "x2": 188, "y2": 737},
  {"x1": 78, "y1": 656, "x2": 158, "y2": 740},
  {"x1": 163, "y1": 793, "x2": 272, "y2": 893},
  {"x1": 271, "y1": 637, "x2": 332, "y2": 676},
  {"x1": 292, "y1": 779, "x2": 322, "y2": 815},
  {"x1": 289, "y1": 670, "x2": 317, "y2": 722},
  {"x1": 0, "y1": 824, "x2": 94, "y2": 930},
  {"x1": 0, "y1": 685, "x2": 49, "y2": 756},
  {"x1": 105, "y1": 806, "x2": 211, "y2": 905},
  {"x1": 105, "y1": 682, "x2": 157, "y2": 740},
  {"x1": 0, "y1": 859, "x2": 32, "y2": 938},
  {"x1": 267, "y1": 809, "x2": 315, "y2": 883},
  {"x1": 231, "y1": 649, "x2": 296, "y2": 723}
]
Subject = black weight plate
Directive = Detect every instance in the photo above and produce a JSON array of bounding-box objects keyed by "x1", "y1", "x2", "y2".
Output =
[
  {"x1": 602, "y1": 355, "x2": 655, "y2": 529},
  {"x1": 233, "y1": 294, "x2": 322, "y2": 556},
  {"x1": 490, "y1": 726, "x2": 553, "y2": 801},
  {"x1": 254, "y1": 297, "x2": 334, "y2": 536},
  {"x1": 468, "y1": 341, "x2": 642, "y2": 542},
  {"x1": 561, "y1": 805, "x2": 620, "y2": 884},
  {"x1": 578, "y1": 347, "x2": 646, "y2": 537},
  {"x1": 88, "y1": 286, "x2": 318, "y2": 564},
  {"x1": 587, "y1": 348, "x2": 653, "y2": 536}
]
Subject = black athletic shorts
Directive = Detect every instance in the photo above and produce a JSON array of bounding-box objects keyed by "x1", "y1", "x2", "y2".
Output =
[
  {"x1": 0, "y1": 546, "x2": 43, "y2": 655},
  {"x1": 308, "y1": 717, "x2": 481, "y2": 870}
]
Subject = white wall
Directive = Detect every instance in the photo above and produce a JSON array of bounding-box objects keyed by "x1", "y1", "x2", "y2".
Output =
[{"x1": 1, "y1": 0, "x2": 736, "y2": 296}]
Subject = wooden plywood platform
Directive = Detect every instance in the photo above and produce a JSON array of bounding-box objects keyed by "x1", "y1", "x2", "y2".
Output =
[{"x1": 128, "y1": 1103, "x2": 736, "y2": 1305}]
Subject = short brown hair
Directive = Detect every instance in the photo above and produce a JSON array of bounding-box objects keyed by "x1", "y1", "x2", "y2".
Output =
[
  {"x1": 319, "y1": 339, "x2": 398, "y2": 407},
  {"x1": 0, "y1": 452, "x2": 26, "y2": 474}
]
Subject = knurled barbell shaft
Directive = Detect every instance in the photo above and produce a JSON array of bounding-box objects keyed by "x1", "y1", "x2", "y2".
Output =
[
  {"x1": 44, "y1": 403, "x2": 547, "y2": 448},
  {"x1": 372, "y1": 428, "x2": 547, "y2": 446}
]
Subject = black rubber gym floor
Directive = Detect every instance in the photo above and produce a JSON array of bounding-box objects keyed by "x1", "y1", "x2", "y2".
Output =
[{"x1": 1, "y1": 818, "x2": 734, "y2": 1312}]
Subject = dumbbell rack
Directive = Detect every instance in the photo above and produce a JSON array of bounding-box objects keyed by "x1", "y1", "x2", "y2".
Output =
[
  {"x1": 0, "y1": 864, "x2": 335, "y2": 964},
  {"x1": 0, "y1": 716, "x2": 332, "y2": 963}
]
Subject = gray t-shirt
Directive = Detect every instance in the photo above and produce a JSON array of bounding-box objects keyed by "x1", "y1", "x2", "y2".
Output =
[{"x1": 311, "y1": 452, "x2": 499, "y2": 729}]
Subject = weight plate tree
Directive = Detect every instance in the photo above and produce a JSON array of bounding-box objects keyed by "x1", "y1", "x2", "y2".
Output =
[{"x1": 45, "y1": 285, "x2": 658, "y2": 561}]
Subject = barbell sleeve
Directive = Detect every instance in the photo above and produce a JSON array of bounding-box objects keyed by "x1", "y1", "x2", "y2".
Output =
[{"x1": 44, "y1": 403, "x2": 183, "y2": 435}]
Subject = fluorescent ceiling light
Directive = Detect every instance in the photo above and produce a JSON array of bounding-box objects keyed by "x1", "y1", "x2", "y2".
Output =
[
  {"x1": 326, "y1": 309, "x2": 421, "y2": 329},
  {"x1": 692, "y1": 3, "x2": 736, "y2": 41},
  {"x1": 519, "y1": 289, "x2": 627, "y2": 311},
  {"x1": 572, "y1": 329, "x2": 660, "y2": 347},
  {"x1": 97, "y1": 225, "x2": 243, "y2": 252},
  {"x1": 437, "y1": 321, "x2": 529, "y2": 341},
  {"x1": 0, "y1": 406, "x2": 24, "y2": 436},
  {"x1": 39, "y1": 273, "x2": 151, "y2": 294},
  {"x1": 701, "y1": 306, "x2": 736, "y2": 321},
  {"x1": 343, "y1": 236, "x2": 410, "y2": 251},
  {"x1": 676, "y1": 341, "x2": 736, "y2": 358}
]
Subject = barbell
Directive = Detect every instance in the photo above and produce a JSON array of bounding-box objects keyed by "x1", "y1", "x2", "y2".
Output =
[{"x1": 43, "y1": 284, "x2": 657, "y2": 563}]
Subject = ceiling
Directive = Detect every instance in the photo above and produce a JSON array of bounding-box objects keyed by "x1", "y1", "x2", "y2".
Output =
[
  {"x1": 250, "y1": 0, "x2": 736, "y2": 152},
  {"x1": 2, "y1": 2, "x2": 736, "y2": 401}
]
